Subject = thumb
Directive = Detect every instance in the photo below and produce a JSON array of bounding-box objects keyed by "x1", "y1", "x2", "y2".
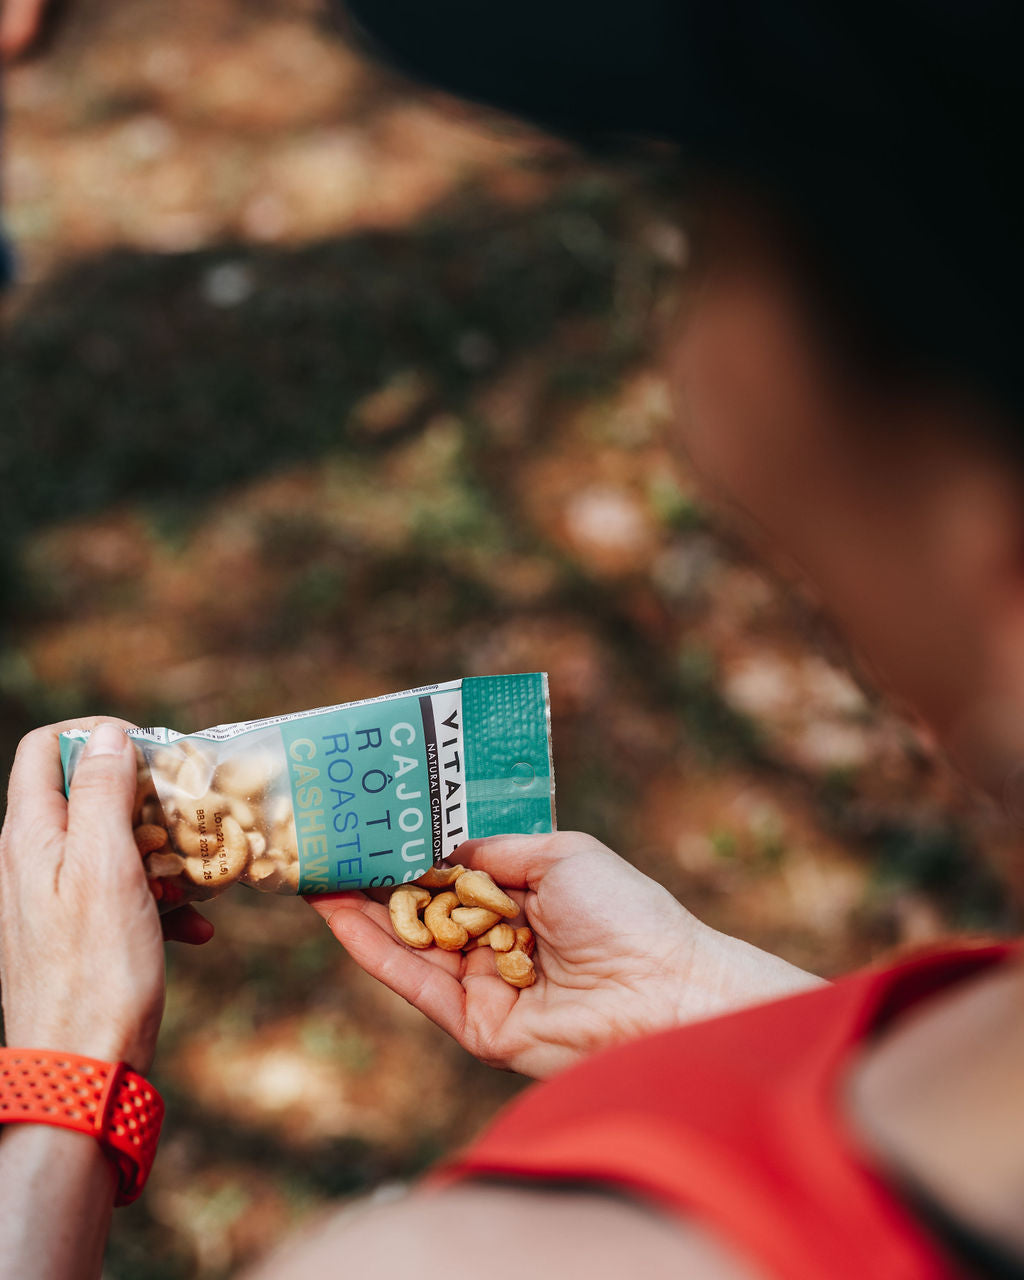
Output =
[
  {"x1": 66, "y1": 722, "x2": 137, "y2": 837},
  {"x1": 457, "y1": 831, "x2": 604, "y2": 890}
]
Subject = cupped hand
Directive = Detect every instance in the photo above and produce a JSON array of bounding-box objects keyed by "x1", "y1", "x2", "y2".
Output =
[
  {"x1": 0, "y1": 719, "x2": 212, "y2": 1073},
  {"x1": 308, "y1": 832, "x2": 821, "y2": 1079}
]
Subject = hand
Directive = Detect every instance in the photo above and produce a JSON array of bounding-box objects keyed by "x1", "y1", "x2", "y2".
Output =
[
  {"x1": 308, "y1": 832, "x2": 822, "y2": 1079},
  {"x1": 0, "y1": 718, "x2": 213, "y2": 1073}
]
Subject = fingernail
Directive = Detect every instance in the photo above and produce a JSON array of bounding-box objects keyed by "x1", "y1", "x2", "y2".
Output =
[{"x1": 84, "y1": 723, "x2": 127, "y2": 757}]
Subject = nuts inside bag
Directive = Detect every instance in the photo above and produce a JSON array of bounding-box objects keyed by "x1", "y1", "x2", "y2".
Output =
[
  {"x1": 124, "y1": 730, "x2": 299, "y2": 909},
  {"x1": 59, "y1": 674, "x2": 555, "y2": 912}
]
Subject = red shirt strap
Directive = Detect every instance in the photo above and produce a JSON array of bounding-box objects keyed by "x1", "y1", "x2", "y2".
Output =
[{"x1": 436, "y1": 943, "x2": 1017, "y2": 1280}]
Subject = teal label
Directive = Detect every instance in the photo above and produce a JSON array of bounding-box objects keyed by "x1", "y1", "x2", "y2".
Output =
[
  {"x1": 58, "y1": 673, "x2": 555, "y2": 900},
  {"x1": 281, "y1": 698, "x2": 439, "y2": 893}
]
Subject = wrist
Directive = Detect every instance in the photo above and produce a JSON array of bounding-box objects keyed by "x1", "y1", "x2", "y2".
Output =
[
  {"x1": 0, "y1": 1121, "x2": 119, "y2": 1196},
  {"x1": 3, "y1": 1015, "x2": 159, "y2": 1075},
  {"x1": 686, "y1": 926, "x2": 824, "y2": 1016},
  {"x1": 0, "y1": 1048, "x2": 165, "y2": 1206}
]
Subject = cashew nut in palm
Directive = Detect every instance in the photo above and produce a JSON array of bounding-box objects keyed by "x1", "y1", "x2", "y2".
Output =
[
  {"x1": 455, "y1": 870, "x2": 517, "y2": 918},
  {"x1": 451, "y1": 905, "x2": 502, "y2": 937},
  {"x1": 371, "y1": 856, "x2": 534, "y2": 986},
  {"x1": 415, "y1": 863, "x2": 467, "y2": 890},
  {"x1": 424, "y1": 891, "x2": 470, "y2": 951},
  {"x1": 466, "y1": 922, "x2": 516, "y2": 952},
  {"x1": 495, "y1": 947, "x2": 536, "y2": 988},
  {"x1": 389, "y1": 886, "x2": 434, "y2": 948},
  {"x1": 514, "y1": 926, "x2": 535, "y2": 958},
  {"x1": 494, "y1": 926, "x2": 536, "y2": 988}
]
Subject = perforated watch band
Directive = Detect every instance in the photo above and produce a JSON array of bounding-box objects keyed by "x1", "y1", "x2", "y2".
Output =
[{"x1": 0, "y1": 1049, "x2": 164, "y2": 1205}]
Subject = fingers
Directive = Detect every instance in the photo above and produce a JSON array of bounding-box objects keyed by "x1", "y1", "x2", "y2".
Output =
[
  {"x1": 308, "y1": 894, "x2": 470, "y2": 1041},
  {"x1": 162, "y1": 905, "x2": 215, "y2": 945},
  {"x1": 2, "y1": 718, "x2": 139, "y2": 876},
  {"x1": 63, "y1": 724, "x2": 142, "y2": 887},
  {"x1": 8, "y1": 715, "x2": 138, "y2": 810},
  {"x1": 67, "y1": 721, "x2": 135, "y2": 818},
  {"x1": 455, "y1": 831, "x2": 604, "y2": 890},
  {"x1": 305, "y1": 890, "x2": 366, "y2": 917}
]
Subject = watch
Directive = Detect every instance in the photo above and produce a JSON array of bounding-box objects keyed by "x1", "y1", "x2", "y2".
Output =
[{"x1": 0, "y1": 1049, "x2": 164, "y2": 1205}]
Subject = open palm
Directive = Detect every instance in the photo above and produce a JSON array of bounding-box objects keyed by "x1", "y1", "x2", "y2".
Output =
[{"x1": 307, "y1": 832, "x2": 820, "y2": 1080}]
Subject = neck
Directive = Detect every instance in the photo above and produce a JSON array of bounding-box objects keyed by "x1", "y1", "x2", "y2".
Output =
[{"x1": 848, "y1": 955, "x2": 1024, "y2": 1257}]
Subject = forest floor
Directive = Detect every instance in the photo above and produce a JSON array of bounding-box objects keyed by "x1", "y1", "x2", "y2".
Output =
[{"x1": 3, "y1": 2, "x2": 1020, "y2": 1275}]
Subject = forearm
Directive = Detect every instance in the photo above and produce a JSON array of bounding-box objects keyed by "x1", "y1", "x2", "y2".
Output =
[{"x1": 0, "y1": 1125, "x2": 116, "y2": 1280}]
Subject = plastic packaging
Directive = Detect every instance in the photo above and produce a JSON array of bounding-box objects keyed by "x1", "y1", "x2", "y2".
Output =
[{"x1": 59, "y1": 674, "x2": 554, "y2": 912}]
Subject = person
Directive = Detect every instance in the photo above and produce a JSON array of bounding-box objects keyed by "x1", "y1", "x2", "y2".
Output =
[{"x1": 2, "y1": 2, "x2": 1023, "y2": 1277}]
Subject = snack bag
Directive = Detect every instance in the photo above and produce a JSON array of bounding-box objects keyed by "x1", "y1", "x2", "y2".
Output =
[{"x1": 59, "y1": 674, "x2": 554, "y2": 912}]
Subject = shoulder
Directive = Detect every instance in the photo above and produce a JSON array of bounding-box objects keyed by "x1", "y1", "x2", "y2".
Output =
[{"x1": 242, "y1": 1182, "x2": 765, "y2": 1280}]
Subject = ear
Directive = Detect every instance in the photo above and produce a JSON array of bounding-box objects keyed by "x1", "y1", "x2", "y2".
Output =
[{"x1": 901, "y1": 406, "x2": 1024, "y2": 797}]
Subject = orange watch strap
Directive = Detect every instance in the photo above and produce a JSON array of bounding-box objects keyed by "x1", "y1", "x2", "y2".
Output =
[{"x1": 0, "y1": 1049, "x2": 164, "y2": 1205}]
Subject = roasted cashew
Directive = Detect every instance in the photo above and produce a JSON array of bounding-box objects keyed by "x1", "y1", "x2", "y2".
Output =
[
  {"x1": 183, "y1": 813, "x2": 250, "y2": 887},
  {"x1": 132, "y1": 773, "x2": 158, "y2": 826},
  {"x1": 249, "y1": 854, "x2": 297, "y2": 893},
  {"x1": 177, "y1": 751, "x2": 216, "y2": 799},
  {"x1": 228, "y1": 796, "x2": 256, "y2": 830},
  {"x1": 514, "y1": 926, "x2": 535, "y2": 957},
  {"x1": 151, "y1": 746, "x2": 180, "y2": 777},
  {"x1": 248, "y1": 856, "x2": 283, "y2": 888},
  {"x1": 173, "y1": 821, "x2": 213, "y2": 859},
  {"x1": 270, "y1": 819, "x2": 299, "y2": 858},
  {"x1": 139, "y1": 799, "x2": 165, "y2": 827},
  {"x1": 424, "y1": 891, "x2": 470, "y2": 951},
  {"x1": 146, "y1": 850, "x2": 186, "y2": 878},
  {"x1": 466, "y1": 922, "x2": 516, "y2": 952},
  {"x1": 172, "y1": 793, "x2": 229, "y2": 834},
  {"x1": 127, "y1": 737, "x2": 302, "y2": 908},
  {"x1": 215, "y1": 749, "x2": 276, "y2": 799},
  {"x1": 415, "y1": 863, "x2": 467, "y2": 890},
  {"x1": 450, "y1": 905, "x2": 502, "y2": 937},
  {"x1": 485, "y1": 922, "x2": 516, "y2": 951},
  {"x1": 389, "y1": 886, "x2": 434, "y2": 948},
  {"x1": 495, "y1": 948, "x2": 536, "y2": 989},
  {"x1": 129, "y1": 732, "x2": 538, "y2": 915},
  {"x1": 455, "y1": 870, "x2": 517, "y2": 918},
  {"x1": 133, "y1": 823, "x2": 168, "y2": 855}
]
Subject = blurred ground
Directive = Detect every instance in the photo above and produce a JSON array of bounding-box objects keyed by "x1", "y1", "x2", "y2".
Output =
[{"x1": 2, "y1": 1, "x2": 1022, "y2": 1276}]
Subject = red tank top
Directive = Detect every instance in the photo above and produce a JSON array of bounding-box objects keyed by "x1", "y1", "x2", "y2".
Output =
[{"x1": 435, "y1": 943, "x2": 1017, "y2": 1280}]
